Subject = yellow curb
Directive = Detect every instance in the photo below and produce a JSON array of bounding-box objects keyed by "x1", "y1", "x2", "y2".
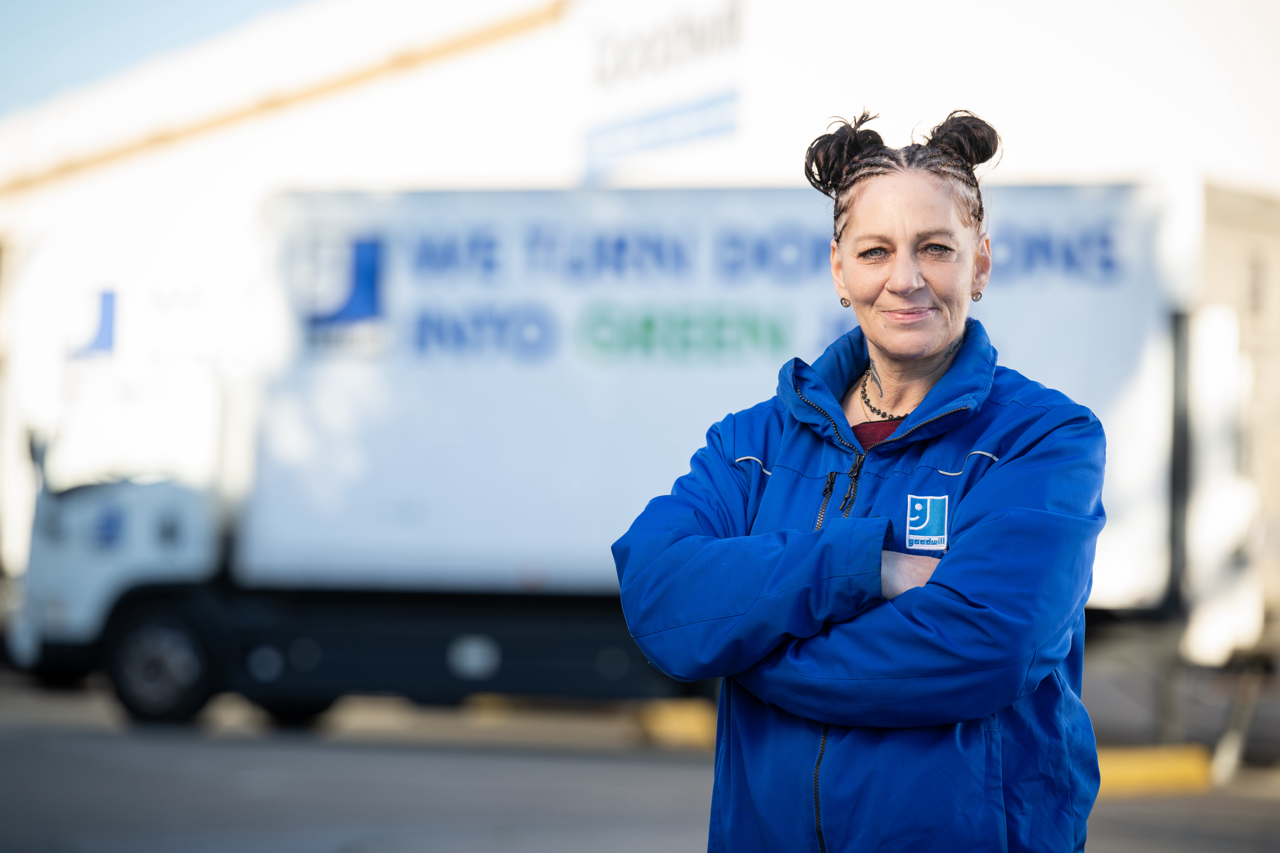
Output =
[
  {"x1": 637, "y1": 699, "x2": 718, "y2": 751},
  {"x1": 1096, "y1": 744, "x2": 1211, "y2": 798},
  {"x1": 634, "y1": 712, "x2": 1217, "y2": 791}
]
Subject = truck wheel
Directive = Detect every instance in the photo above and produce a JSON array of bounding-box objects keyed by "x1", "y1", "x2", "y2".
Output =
[
  {"x1": 255, "y1": 697, "x2": 335, "y2": 728},
  {"x1": 105, "y1": 607, "x2": 211, "y2": 723}
]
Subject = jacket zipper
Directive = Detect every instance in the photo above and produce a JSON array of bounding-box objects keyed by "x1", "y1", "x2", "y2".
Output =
[
  {"x1": 838, "y1": 453, "x2": 865, "y2": 517},
  {"x1": 811, "y1": 461, "x2": 861, "y2": 853},
  {"x1": 796, "y1": 387, "x2": 969, "y2": 853},
  {"x1": 813, "y1": 472, "x2": 838, "y2": 531},
  {"x1": 794, "y1": 383, "x2": 858, "y2": 452},
  {"x1": 814, "y1": 723, "x2": 830, "y2": 853},
  {"x1": 791, "y1": 382, "x2": 867, "y2": 853}
]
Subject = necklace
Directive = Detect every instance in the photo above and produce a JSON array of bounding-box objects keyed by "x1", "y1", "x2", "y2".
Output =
[{"x1": 860, "y1": 370, "x2": 904, "y2": 420}]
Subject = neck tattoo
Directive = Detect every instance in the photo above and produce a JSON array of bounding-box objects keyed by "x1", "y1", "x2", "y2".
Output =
[{"x1": 860, "y1": 370, "x2": 904, "y2": 420}]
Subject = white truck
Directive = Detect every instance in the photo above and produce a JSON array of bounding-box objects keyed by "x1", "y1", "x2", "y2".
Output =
[{"x1": 3, "y1": 183, "x2": 1196, "y2": 723}]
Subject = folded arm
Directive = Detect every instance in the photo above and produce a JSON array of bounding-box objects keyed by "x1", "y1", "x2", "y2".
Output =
[
  {"x1": 735, "y1": 408, "x2": 1105, "y2": 727},
  {"x1": 613, "y1": 413, "x2": 892, "y2": 682}
]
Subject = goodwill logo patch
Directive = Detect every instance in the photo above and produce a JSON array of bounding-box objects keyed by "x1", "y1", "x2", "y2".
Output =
[{"x1": 907, "y1": 495, "x2": 948, "y2": 551}]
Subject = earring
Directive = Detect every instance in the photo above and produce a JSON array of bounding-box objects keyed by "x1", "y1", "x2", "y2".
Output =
[
  {"x1": 971, "y1": 292, "x2": 983, "y2": 302},
  {"x1": 840, "y1": 297, "x2": 851, "y2": 307}
]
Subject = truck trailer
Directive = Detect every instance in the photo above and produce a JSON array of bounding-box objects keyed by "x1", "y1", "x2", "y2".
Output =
[
  {"x1": 3, "y1": 184, "x2": 1185, "y2": 722},
  {"x1": 0, "y1": 0, "x2": 1275, "y2": 723}
]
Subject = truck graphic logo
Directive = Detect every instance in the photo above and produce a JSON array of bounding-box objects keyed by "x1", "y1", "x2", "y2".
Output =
[
  {"x1": 305, "y1": 237, "x2": 386, "y2": 350},
  {"x1": 93, "y1": 506, "x2": 124, "y2": 550},
  {"x1": 72, "y1": 291, "x2": 115, "y2": 358},
  {"x1": 906, "y1": 494, "x2": 947, "y2": 551}
]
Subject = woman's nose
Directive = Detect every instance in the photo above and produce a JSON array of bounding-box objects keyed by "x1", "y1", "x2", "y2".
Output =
[{"x1": 885, "y1": 254, "x2": 924, "y2": 294}]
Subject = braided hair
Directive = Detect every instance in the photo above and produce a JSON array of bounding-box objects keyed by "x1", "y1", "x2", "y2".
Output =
[{"x1": 805, "y1": 110, "x2": 1000, "y2": 241}]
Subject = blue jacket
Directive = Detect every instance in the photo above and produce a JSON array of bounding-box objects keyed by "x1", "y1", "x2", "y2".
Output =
[{"x1": 613, "y1": 319, "x2": 1105, "y2": 852}]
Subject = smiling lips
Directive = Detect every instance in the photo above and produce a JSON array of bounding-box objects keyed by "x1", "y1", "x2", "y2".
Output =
[{"x1": 882, "y1": 307, "x2": 936, "y2": 323}]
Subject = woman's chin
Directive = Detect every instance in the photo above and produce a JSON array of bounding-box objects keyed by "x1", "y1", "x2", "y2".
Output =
[{"x1": 870, "y1": 333, "x2": 951, "y2": 364}]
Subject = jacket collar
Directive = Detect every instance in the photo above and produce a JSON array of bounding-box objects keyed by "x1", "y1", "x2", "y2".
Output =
[{"x1": 777, "y1": 318, "x2": 998, "y2": 452}]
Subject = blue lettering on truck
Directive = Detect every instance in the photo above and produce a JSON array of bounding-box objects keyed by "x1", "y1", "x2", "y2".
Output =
[
  {"x1": 413, "y1": 230, "x2": 500, "y2": 280},
  {"x1": 713, "y1": 228, "x2": 830, "y2": 284},
  {"x1": 990, "y1": 223, "x2": 1119, "y2": 284},
  {"x1": 415, "y1": 303, "x2": 558, "y2": 362},
  {"x1": 524, "y1": 226, "x2": 693, "y2": 282}
]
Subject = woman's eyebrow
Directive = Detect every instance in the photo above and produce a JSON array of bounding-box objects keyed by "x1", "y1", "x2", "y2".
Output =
[{"x1": 851, "y1": 229, "x2": 959, "y2": 244}]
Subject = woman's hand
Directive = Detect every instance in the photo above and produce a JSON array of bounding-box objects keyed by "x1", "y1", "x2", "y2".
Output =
[{"x1": 881, "y1": 550, "x2": 940, "y2": 599}]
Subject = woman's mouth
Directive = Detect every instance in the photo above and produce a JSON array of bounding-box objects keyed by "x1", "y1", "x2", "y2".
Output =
[{"x1": 882, "y1": 308, "x2": 935, "y2": 324}]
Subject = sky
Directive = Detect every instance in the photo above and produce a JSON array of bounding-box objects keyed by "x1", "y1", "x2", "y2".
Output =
[{"x1": 0, "y1": 0, "x2": 309, "y2": 118}]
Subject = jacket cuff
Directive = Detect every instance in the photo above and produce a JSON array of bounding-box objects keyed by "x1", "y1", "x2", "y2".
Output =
[{"x1": 826, "y1": 516, "x2": 892, "y2": 620}]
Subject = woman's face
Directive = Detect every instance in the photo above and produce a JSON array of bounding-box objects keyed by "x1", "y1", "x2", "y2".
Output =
[{"x1": 831, "y1": 170, "x2": 991, "y2": 367}]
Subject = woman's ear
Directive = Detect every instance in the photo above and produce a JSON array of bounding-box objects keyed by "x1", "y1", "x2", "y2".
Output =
[
  {"x1": 830, "y1": 238, "x2": 852, "y2": 304},
  {"x1": 972, "y1": 232, "x2": 992, "y2": 297}
]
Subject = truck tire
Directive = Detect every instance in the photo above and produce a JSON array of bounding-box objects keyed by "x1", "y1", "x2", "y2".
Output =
[{"x1": 105, "y1": 606, "x2": 211, "y2": 723}]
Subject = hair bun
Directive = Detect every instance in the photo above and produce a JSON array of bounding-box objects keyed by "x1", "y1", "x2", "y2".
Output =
[
  {"x1": 926, "y1": 110, "x2": 1000, "y2": 168},
  {"x1": 804, "y1": 111, "x2": 885, "y2": 199}
]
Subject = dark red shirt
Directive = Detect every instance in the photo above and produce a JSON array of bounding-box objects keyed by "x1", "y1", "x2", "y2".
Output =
[{"x1": 851, "y1": 418, "x2": 904, "y2": 448}]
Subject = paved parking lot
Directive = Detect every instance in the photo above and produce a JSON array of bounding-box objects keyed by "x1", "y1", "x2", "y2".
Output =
[{"x1": 1, "y1": 669, "x2": 1278, "y2": 853}]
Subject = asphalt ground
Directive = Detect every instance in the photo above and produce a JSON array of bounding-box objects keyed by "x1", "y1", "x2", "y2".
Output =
[{"x1": 1, "y1": 669, "x2": 1278, "y2": 853}]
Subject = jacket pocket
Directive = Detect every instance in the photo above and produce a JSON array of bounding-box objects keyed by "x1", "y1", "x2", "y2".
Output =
[{"x1": 817, "y1": 719, "x2": 1009, "y2": 852}]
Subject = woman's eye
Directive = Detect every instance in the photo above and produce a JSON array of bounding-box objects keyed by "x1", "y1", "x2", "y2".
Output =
[
  {"x1": 859, "y1": 247, "x2": 887, "y2": 259},
  {"x1": 923, "y1": 243, "x2": 953, "y2": 256}
]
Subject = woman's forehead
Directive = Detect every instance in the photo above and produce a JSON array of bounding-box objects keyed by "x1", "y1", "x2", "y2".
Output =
[{"x1": 846, "y1": 171, "x2": 966, "y2": 232}]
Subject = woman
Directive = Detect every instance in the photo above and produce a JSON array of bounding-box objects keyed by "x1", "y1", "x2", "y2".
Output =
[{"x1": 612, "y1": 111, "x2": 1105, "y2": 852}]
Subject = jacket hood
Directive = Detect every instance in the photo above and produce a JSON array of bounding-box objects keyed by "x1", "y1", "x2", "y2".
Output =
[{"x1": 777, "y1": 318, "x2": 998, "y2": 451}]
